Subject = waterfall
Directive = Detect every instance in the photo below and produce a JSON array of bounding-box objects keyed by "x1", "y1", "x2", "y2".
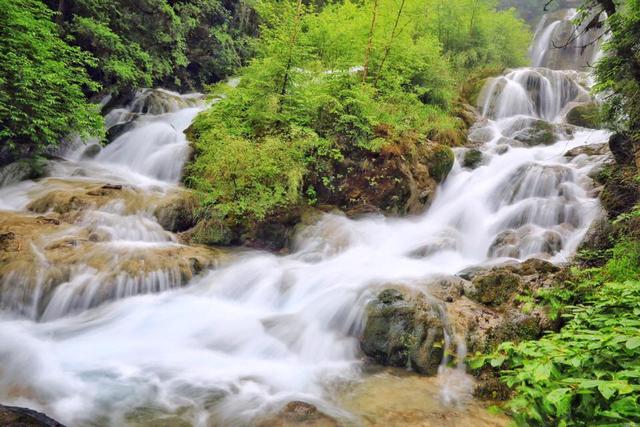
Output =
[{"x1": 0, "y1": 10, "x2": 611, "y2": 427}]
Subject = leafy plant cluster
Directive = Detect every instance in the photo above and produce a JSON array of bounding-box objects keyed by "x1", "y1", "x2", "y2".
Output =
[
  {"x1": 59, "y1": 0, "x2": 255, "y2": 93},
  {"x1": 0, "y1": 0, "x2": 104, "y2": 152},
  {"x1": 595, "y1": 0, "x2": 640, "y2": 141},
  {"x1": 1, "y1": 0, "x2": 255, "y2": 155},
  {"x1": 472, "y1": 232, "x2": 640, "y2": 425},
  {"x1": 186, "y1": 0, "x2": 531, "y2": 220}
]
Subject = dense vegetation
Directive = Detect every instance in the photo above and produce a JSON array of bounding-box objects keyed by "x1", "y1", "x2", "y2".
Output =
[
  {"x1": 0, "y1": 0, "x2": 104, "y2": 153},
  {"x1": 472, "y1": 1, "x2": 640, "y2": 424},
  {"x1": 0, "y1": 0, "x2": 254, "y2": 155},
  {"x1": 186, "y1": 0, "x2": 530, "y2": 226}
]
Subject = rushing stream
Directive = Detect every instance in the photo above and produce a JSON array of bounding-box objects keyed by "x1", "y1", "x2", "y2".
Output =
[{"x1": 0, "y1": 10, "x2": 610, "y2": 427}]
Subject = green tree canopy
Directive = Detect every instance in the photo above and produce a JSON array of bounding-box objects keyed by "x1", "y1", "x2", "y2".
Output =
[{"x1": 0, "y1": 0, "x2": 103, "y2": 152}]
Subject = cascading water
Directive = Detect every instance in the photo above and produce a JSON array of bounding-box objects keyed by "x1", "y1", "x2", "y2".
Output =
[{"x1": 0, "y1": 12, "x2": 612, "y2": 427}]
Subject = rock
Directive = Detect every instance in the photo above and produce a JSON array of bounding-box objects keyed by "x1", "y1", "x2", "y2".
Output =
[
  {"x1": 467, "y1": 125, "x2": 495, "y2": 145},
  {"x1": 361, "y1": 289, "x2": 445, "y2": 375},
  {"x1": 154, "y1": 191, "x2": 198, "y2": 232},
  {"x1": 608, "y1": 133, "x2": 637, "y2": 166},
  {"x1": 599, "y1": 165, "x2": 640, "y2": 217},
  {"x1": 257, "y1": 401, "x2": 338, "y2": 427},
  {"x1": 106, "y1": 120, "x2": 137, "y2": 143},
  {"x1": 564, "y1": 142, "x2": 610, "y2": 158},
  {"x1": 579, "y1": 210, "x2": 613, "y2": 253},
  {"x1": 462, "y1": 149, "x2": 483, "y2": 169},
  {"x1": 0, "y1": 405, "x2": 66, "y2": 427},
  {"x1": 80, "y1": 143, "x2": 102, "y2": 159},
  {"x1": 565, "y1": 102, "x2": 601, "y2": 129},
  {"x1": 0, "y1": 159, "x2": 46, "y2": 186},
  {"x1": 471, "y1": 271, "x2": 522, "y2": 307},
  {"x1": 304, "y1": 140, "x2": 452, "y2": 218},
  {"x1": 509, "y1": 119, "x2": 556, "y2": 146}
]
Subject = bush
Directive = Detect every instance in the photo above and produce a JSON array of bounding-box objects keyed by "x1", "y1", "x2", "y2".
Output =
[
  {"x1": 0, "y1": 0, "x2": 103, "y2": 152},
  {"x1": 471, "y1": 239, "x2": 640, "y2": 425}
]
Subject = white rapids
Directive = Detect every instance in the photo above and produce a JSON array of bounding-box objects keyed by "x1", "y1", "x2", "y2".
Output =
[{"x1": 0, "y1": 12, "x2": 611, "y2": 427}]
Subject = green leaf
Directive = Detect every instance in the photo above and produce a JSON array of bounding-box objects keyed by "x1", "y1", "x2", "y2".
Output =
[
  {"x1": 625, "y1": 337, "x2": 640, "y2": 350},
  {"x1": 598, "y1": 382, "x2": 617, "y2": 400},
  {"x1": 546, "y1": 388, "x2": 570, "y2": 404}
]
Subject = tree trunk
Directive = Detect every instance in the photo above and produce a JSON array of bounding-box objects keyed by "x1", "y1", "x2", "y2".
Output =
[
  {"x1": 373, "y1": 0, "x2": 406, "y2": 86},
  {"x1": 362, "y1": 0, "x2": 379, "y2": 83}
]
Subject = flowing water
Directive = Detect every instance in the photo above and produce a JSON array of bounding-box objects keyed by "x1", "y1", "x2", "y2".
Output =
[{"x1": 0, "y1": 12, "x2": 611, "y2": 427}]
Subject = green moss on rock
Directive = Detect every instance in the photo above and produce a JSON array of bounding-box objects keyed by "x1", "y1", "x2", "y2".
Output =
[
  {"x1": 472, "y1": 271, "x2": 522, "y2": 306},
  {"x1": 566, "y1": 102, "x2": 602, "y2": 129}
]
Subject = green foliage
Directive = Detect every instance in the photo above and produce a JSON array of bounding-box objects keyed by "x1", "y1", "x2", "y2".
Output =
[
  {"x1": 471, "y1": 239, "x2": 640, "y2": 425},
  {"x1": 595, "y1": 0, "x2": 640, "y2": 140},
  {"x1": 187, "y1": 0, "x2": 530, "y2": 219},
  {"x1": 61, "y1": 0, "x2": 254, "y2": 92},
  {"x1": 0, "y1": 0, "x2": 103, "y2": 151}
]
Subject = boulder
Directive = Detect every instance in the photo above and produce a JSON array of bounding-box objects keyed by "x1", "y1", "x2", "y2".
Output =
[
  {"x1": 565, "y1": 102, "x2": 601, "y2": 129},
  {"x1": 361, "y1": 289, "x2": 445, "y2": 375},
  {"x1": 154, "y1": 191, "x2": 198, "y2": 232},
  {"x1": 471, "y1": 271, "x2": 522, "y2": 307},
  {"x1": 509, "y1": 119, "x2": 556, "y2": 146},
  {"x1": 462, "y1": 149, "x2": 483, "y2": 169},
  {"x1": 564, "y1": 142, "x2": 610, "y2": 158}
]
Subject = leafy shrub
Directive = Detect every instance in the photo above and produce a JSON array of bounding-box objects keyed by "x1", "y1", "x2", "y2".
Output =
[
  {"x1": 472, "y1": 240, "x2": 640, "y2": 425},
  {"x1": 0, "y1": 0, "x2": 104, "y2": 152}
]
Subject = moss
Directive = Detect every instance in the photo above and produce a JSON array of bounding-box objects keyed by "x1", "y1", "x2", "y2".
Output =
[
  {"x1": 566, "y1": 102, "x2": 602, "y2": 129},
  {"x1": 472, "y1": 271, "x2": 522, "y2": 306},
  {"x1": 423, "y1": 143, "x2": 455, "y2": 182},
  {"x1": 190, "y1": 217, "x2": 237, "y2": 246},
  {"x1": 463, "y1": 148, "x2": 483, "y2": 168}
]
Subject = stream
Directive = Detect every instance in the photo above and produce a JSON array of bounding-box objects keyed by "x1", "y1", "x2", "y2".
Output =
[{"x1": 0, "y1": 9, "x2": 610, "y2": 427}]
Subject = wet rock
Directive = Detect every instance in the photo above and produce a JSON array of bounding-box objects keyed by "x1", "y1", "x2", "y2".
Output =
[
  {"x1": 487, "y1": 230, "x2": 520, "y2": 258},
  {"x1": 576, "y1": 211, "x2": 612, "y2": 260},
  {"x1": 361, "y1": 289, "x2": 445, "y2": 375},
  {"x1": 508, "y1": 119, "x2": 556, "y2": 146},
  {"x1": 81, "y1": 143, "x2": 102, "y2": 159},
  {"x1": 471, "y1": 271, "x2": 522, "y2": 307},
  {"x1": 299, "y1": 140, "x2": 453, "y2": 222},
  {"x1": 106, "y1": 120, "x2": 137, "y2": 143},
  {"x1": 467, "y1": 125, "x2": 495, "y2": 145},
  {"x1": 564, "y1": 142, "x2": 610, "y2": 158},
  {"x1": 130, "y1": 89, "x2": 203, "y2": 115},
  {"x1": 0, "y1": 159, "x2": 47, "y2": 186},
  {"x1": 462, "y1": 149, "x2": 483, "y2": 169},
  {"x1": 565, "y1": 102, "x2": 601, "y2": 128},
  {"x1": 258, "y1": 401, "x2": 338, "y2": 427},
  {"x1": 0, "y1": 405, "x2": 66, "y2": 427},
  {"x1": 154, "y1": 191, "x2": 198, "y2": 232}
]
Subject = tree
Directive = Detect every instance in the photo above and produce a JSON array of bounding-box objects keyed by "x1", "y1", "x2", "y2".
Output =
[{"x1": 0, "y1": 0, "x2": 103, "y2": 153}]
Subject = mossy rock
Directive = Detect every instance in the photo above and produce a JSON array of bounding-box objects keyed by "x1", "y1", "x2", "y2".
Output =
[
  {"x1": 463, "y1": 149, "x2": 483, "y2": 169},
  {"x1": 190, "y1": 217, "x2": 238, "y2": 246},
  {"x1": 360, "y1": 289, "x2": 445, "y2": 375},
  {"x1": 423, "y1": 143, "x2": 454, "y2": 182},
  {"x1": 472, "y1": 271, "x2": 522, "y2": 306},
  {"x1": 566, "y1": 102, "x2": 601, "y2": 129},
  {"x1": 511, "y1": 120, "x2": 555, "y2": 146}
]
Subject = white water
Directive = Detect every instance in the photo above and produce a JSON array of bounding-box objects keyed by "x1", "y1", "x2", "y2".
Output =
[{"x1": 0, "y1": 16, "x2": 611, "y2": 427}]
